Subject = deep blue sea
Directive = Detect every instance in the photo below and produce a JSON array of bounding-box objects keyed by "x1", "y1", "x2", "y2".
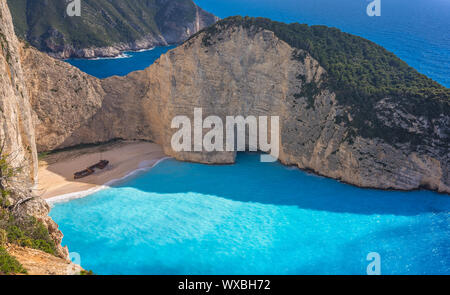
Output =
[
  {"x1": 196, "y1": 0, "x2": 450, "y2": 87},
  {"x1": 66, "y1": 0, "x2": 450, "y2": 87},
  {"x1": 51, "y1": 154, "x2": 449, "y2": 275},
  {"x1": 55, "y1": 0, "x2": 450, "y2": 275},
  {"x1": 66, "y1": 46, "x2": 175, "y2": 79}
]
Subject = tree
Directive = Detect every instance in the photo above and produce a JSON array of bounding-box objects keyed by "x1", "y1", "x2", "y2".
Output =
[
  {"x1": 0, "y1": 140, "x2": 34, "y2": 211},
  {"x1": 0, "y1": 140, "x2": 56, "y2": 256}
]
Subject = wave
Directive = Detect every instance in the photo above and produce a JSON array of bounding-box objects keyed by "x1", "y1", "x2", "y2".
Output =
[
  {"x1": 88, "y1": 47, "x2": 156, "y2": 60},
  {"x1": 91, "y1": 53, "x2": 133, "y2": 60},
  {"x1": 46, "y1": 157, "x2": 172, "y2": 206},
  {"x1": 132, "y1": 47, "x2": 155, "y2": 53}
]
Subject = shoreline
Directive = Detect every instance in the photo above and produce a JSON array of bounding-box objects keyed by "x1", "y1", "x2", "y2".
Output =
[
  {"x1": 53, "y1": 43, "x2": 175, "y2": 60},
  {"x1": 38, "y1": 140, "x2": 449, "y2": 206},
  {"x1": 64, "y1": 47, "x2": 159, "y2": 61},
  {"x1": 46, "y1": 156, "x2": 171, "y2": 206},
  {"x1": 37, "y1": 141, "x2": 169, "y2": 204}
]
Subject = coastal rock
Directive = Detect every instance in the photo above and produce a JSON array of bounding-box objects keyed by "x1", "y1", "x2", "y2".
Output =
[
  {"x1": 0, "y1": 0, "x2": 36, "y2": 185},
  {"x1": 0, "y1": 0, "x2": 67, "y2": 263},
  {"x1": 1, "y1": 0, "x2": 447, "y2": 276},
  {"x1": 44, "y1": 33, "x2": 169, "y2": 60},
  {"x1": 6, "y1": 244, "x2": 83, "y2": 275},
  {"x1": 117, "y1": 26, "x2": 450, "y2": 193},
  {"x1": 20, "y1": 45, "x2": 105, "y2": 151},
  {"x1": 8, "y1": 0, "x2": 219, "y2": 59},
  {"x1": 18, "y1": 196, "x2": 69, "y2": 259},
  {"x1": 21, "y1": 21, "x2": 450, "y2": 193}
]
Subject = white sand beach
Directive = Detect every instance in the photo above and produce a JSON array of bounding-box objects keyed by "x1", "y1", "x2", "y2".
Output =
[{"x1": 37, "y1": 141, "x2": 167, "y2": 201}]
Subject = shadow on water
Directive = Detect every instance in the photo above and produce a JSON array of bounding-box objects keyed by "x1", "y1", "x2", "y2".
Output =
[{"x1": 114, "y1": 153, "x2": 450, "y2": 217}]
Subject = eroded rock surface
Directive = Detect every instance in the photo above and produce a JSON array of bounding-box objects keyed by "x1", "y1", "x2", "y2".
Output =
[
  {"x1": 19, "y1": 21, "x2": 449, "y2": 193},
  {"x1": 1, "y1": 0, "x2": 448, "y2": 275},
  {"x1": 0, "y1": 0, "x2": 68, "y2": 263},
  {"x1": 8, "y1": 0, "x2": 219, "y2": 59},
  {"x1": 6, "y1": 244, "x2": 83, "y2": 275}
]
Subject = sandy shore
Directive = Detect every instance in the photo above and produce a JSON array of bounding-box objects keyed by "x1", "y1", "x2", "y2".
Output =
[{"x1": 37, "y1": 141, "x2": 167, "y2": 201}]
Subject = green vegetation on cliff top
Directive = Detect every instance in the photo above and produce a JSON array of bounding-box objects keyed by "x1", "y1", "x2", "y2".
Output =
[
  {"x1": 0, "y1": 246, "x2": 27, "y2": 275},
  {"x1": 1, "y1": 149, "x2": 57, "y2": 275},
  {"x1": 7, "y1": 0, "x2": 207, "y2": 52},
  {"x1": 196, "y1": 16, "x2": 449, "y2": 146}
]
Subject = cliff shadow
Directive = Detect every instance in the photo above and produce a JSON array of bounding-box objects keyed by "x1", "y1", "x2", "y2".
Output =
[{"x1": 110, "y1": 152, "x2": 450, "y2": 216}]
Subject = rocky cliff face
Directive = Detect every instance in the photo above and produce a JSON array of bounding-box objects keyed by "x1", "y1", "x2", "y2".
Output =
[
  {"x1": 8, "y1": 0, "x2": 218, "y2": 59},
  {"x1": 21, "y1": 20, "x2": 449, "y2": 193},
  {"x1": 20, "y1": 45, "x2": 105, "y2": 152},
  {"x1": 0, "y1": 0, "x2": 67, "y2": 260},
  {"x1": 0, "y1": 0, "x2": 36, "y2": 186},
  {"x1": 5, "y1": 244, "x2": 82, "y2": 275},
  {"x1": 107, "y1": 26, "x2": 450, "y2": 193}
]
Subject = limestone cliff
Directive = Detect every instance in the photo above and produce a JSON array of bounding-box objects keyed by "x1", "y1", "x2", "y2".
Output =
[
  {"x1": 20, "y1": 45, "x2": 105, "y2": 152},
  {"x1": 0, "y1": 0, "x2": 67, "y2": 261},
  {"x1": 0, "y1": 0, "x2": 36, "y2": 187},
  {"x1": 105, "y1": 24, "x2": 450, "y2": 193},
  {"x1": 21, "y1": 18, "x2": 449, "y2": 193}
]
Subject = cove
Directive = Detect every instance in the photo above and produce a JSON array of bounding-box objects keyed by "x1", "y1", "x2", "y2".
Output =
[
  {"x1": 50, "y1": 153, "x2": 450, "y2": 275},
  {"x1": 65, "y1": 46, "x2": 175, "y2": 79}
]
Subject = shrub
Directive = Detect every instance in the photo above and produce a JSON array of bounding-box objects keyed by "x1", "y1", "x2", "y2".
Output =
[
  {"x1": 0, "y1": 246, "x2": 27, "y2": 275},
  {"x1": 5, "y1": 217, "x2": 56, "y2": 255},
  {"x1": 0, "y1": 228, "x2": 7, "y2": 246},
  {"x1": 195, "y1": 16, "x2": 450, "y2": 146},
  {"x1": 1, "y1": 145, "x2": 57, "y2": 256}
]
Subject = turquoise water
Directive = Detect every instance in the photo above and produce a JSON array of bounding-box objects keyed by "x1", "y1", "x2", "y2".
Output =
[
  {"x1": 50, "y1": 154, "x2": 450, "y2": 275},
  {"x1": 54, "y1": 0, "x2": 450, "y2": 275}
]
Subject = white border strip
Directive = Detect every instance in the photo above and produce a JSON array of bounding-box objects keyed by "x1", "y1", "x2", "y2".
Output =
[{"x1": 46, "y1": 157, "x2": 172, "y2": 206}]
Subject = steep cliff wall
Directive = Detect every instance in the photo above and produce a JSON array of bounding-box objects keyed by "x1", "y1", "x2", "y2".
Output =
[
  {"x1": 0, "y1": 0, "x2": 36, "y2": 186},
  {"x1": 8, "y1": 0, "x2": 218, "y2": 59},
  {"x1": 106, "y1": 25, "x2": 450, "y2": 193},
  {"x1": 20, "y1": 45, "x2": 105, "y2": 152},
  {"x1": 0, "y1": 0, "x2": 67, "y2": 260},
  {"x1": 20, "y1": 18, "x2": 449, "y2": 193}
]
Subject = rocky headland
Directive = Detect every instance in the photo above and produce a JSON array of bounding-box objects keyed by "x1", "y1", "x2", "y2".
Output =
[
  {"x1": 8, "y1": 0, "x2": 218, "y2": 59},
  {"x1": 0, "y1": 0, "x2": 449, "y2": 275},
  {"x1": 21, "y1": 17, "x2": 450, "y2": 193}
]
